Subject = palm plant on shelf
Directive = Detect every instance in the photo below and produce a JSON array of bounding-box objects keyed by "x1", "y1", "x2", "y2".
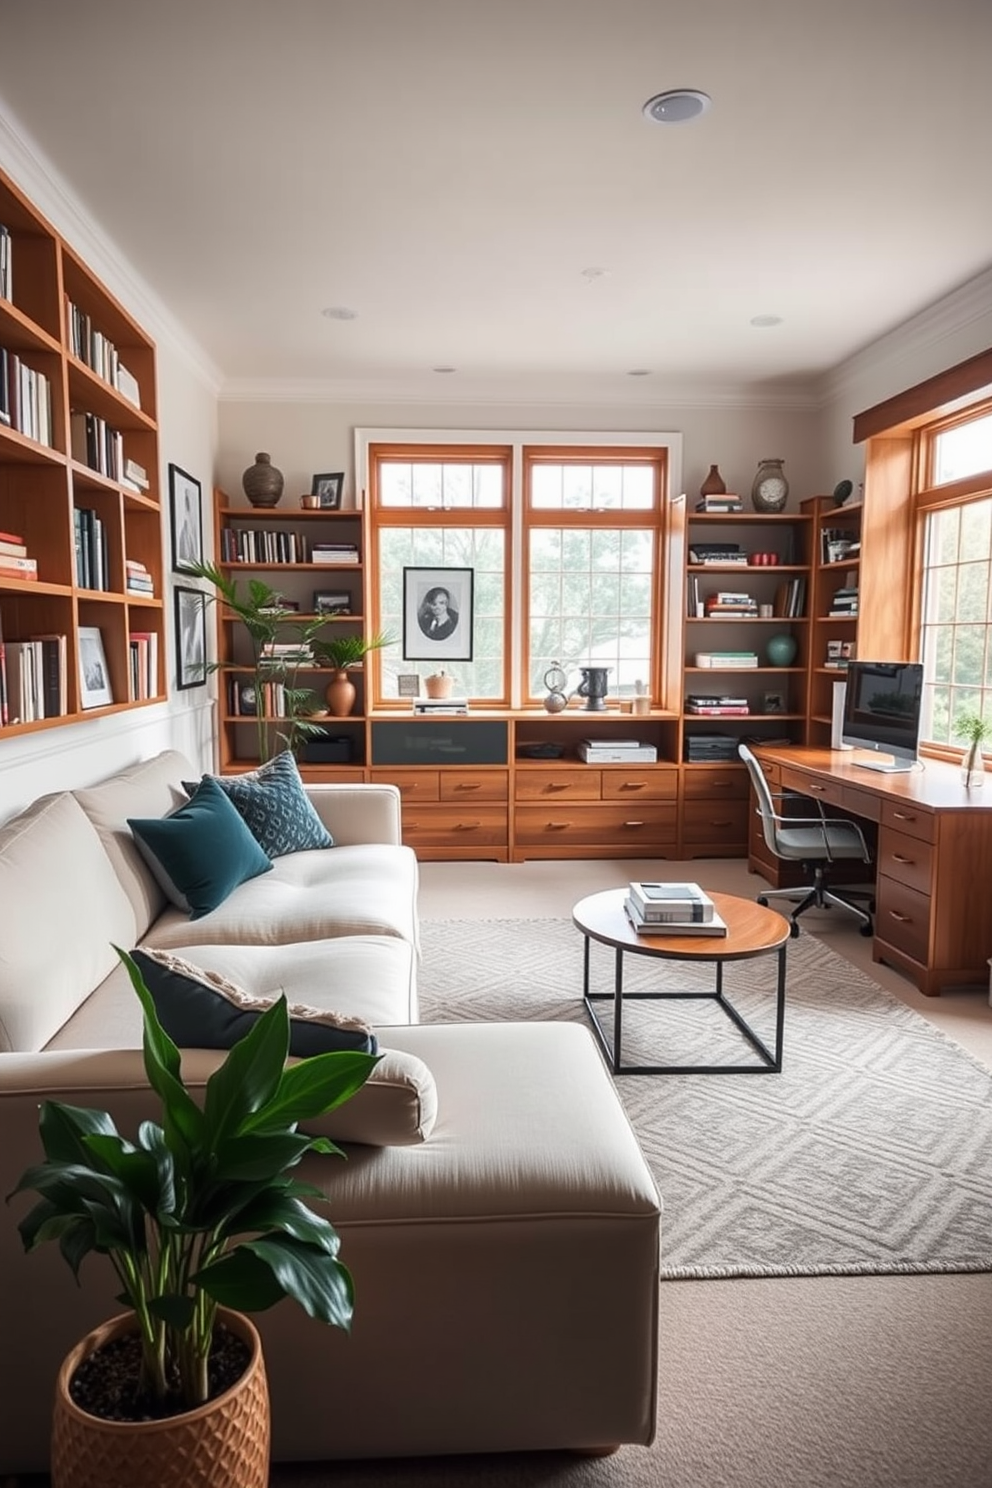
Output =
[
  {"x1": 310, "y1": 631, "x2": 395, "y2": 718},
  {"x1": 182, "y1": 559, "x2": 334, "y2": 762}
]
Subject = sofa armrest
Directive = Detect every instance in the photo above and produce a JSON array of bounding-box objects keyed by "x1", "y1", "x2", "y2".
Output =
[{"x1": 304, "y1": 783, "x2": 402, "y2": 846}]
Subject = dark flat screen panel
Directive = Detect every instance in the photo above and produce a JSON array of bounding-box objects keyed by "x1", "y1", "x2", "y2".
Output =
[{"x1": 371, "y1": 720, "x2": 508, "y2": 767}]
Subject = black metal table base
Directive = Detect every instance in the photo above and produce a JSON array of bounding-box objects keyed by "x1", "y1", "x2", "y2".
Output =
[{"x1": 581, "y1": 938, "x2": 787, "y2": 1075}]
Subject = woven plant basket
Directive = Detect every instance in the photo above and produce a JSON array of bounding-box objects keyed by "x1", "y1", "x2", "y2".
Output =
[{"x1": 50, "y1": 1309, "x2": 270, "y2": 1488}]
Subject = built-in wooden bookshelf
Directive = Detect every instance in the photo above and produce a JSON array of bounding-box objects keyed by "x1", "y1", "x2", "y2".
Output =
[{"x1": 0, "y1": 165, "x2": 163, "y2": 733}]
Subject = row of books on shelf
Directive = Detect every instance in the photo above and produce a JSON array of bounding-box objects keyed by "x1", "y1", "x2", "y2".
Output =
[
  {"x1": 774, "y1": 576, "x2": 806, "y2": 617},
  {"x1": 828, "y1": 585, "x2": 858, "y2": 617},
  {"x1": 0, "y1": 223, "x2": 10, "y2": 301},
  {"x1": 624, "y1": 881, "x2": 728, "y2": 937},
  {"x1": 0, "y1": 527, "x2": 37, "y2": 582},
  {"x1": 69, "y1": 410, "x2": 125, "y2": 482},
  {"x1": 0, "y1": 631, "x2": 68, "y2": 724},
  {"x1": 64, "y1": 297, "x2": 141, "y2": 407},
  {"x1": 0, "y1": 347, "x2": 54, "y2": 446},
  {"x1": 74, "y1": 506, "x2": 110, "y2": 591},
  {"x1": 228, "y1": 677, "x2": 291, "y2": 717},
  {"x1": 128, "y1": 631, "x2": 158, "y2": 700},
  {"x1": 694, "y1": 650, "x2": 759, "y2": 668}
]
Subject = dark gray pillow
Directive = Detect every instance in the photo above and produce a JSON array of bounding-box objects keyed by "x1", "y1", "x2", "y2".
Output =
[
  {"x1": 183, "y1": 752, "x2": 334, "y2": 858},
  {"x1": 130, "y1": 948, "x2": 378, "y2": 1056}
]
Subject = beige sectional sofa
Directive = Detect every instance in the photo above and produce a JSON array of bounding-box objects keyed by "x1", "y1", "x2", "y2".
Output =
[{"x1": 0, "y1": 750, "x2": 662, "y2": 1472}]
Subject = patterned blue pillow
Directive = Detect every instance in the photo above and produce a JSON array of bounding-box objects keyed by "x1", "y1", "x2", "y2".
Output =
[{"x1": 184, "y1": 752, "x2": 334, "y2": 858}]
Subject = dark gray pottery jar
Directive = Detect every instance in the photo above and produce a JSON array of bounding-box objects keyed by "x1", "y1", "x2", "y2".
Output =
[{"x1": 242, "y1": 451, "x2": 284, "y2": 508}]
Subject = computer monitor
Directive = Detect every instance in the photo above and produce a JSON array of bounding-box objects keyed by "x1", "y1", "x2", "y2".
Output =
[{"x1": 841, "y1": 660, "x2": 924, "y2": 773}]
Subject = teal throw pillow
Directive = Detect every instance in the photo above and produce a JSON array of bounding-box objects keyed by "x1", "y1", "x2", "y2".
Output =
[
  {"x1": 183, "y1": 751, "x2": 333, "y2": 858},
  {"x1": 130, "y1": 948, "x2": 378, "y2": 1056},
  {"x1": 128, "y1": 775, "x2": 272, "y2": 920}
]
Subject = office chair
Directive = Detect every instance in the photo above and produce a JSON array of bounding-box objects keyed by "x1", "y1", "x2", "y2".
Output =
[{"x1": 738, "y1": 743, "x2": 874, "y2": 938}]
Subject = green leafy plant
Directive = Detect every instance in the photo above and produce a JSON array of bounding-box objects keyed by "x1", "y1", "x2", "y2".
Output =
[
  {"x1": 8, "y1": 949, "x2": 378, "y2": 1413},
  {"x1": 181, "y1": 560, "x2": 334, "y2": 761},
  {"x1": 310, "y1": 631, "x2": 395, "y2": 671},
  {"x1": 953, "y1": 708, "x2": 992, "y2": 748}
]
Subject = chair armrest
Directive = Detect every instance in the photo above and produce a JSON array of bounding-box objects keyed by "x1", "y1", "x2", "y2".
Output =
[{"x1": 303, "y1": 783, "x2": 402, "y2": 845}]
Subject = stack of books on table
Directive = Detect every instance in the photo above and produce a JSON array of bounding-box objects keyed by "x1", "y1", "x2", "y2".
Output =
[
  {"x1": 624, "y1": 881, "x2": 728, "y2": 937},
  {"x1": 577, "y1": 738, "x2": 658, "y2": 763},
  {"x1": 685, "y1": 694, "x2": 750, "y2": 716},
  {"x1": 694, "y1": 494, "x2": 743, "y2": 513},
  {"x1": 412, "y1": 696, "x2": 469, "y2": 714}
]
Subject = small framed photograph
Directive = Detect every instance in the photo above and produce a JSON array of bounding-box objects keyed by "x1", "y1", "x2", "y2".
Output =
[
  {"x1": 763, "y1": 690, "x2": 786, "y2": 714},
  {"x1": 78, "y1": 626, "x2": 114, "y2": 709},
  {"x1": 311, "y1": 472, "x2": 344, "y2": 509},
  {"x1": 174, "y1": 585, "x2": 207, "y2": 689},
  {"x1": 402, "y1": 566, "x2": 474, "y2": 662},
  {"x1": 236, "y1": 679, "x2": 258, "y2": 716},
  {"x1": 313, "y1": 590, "x2": 352, "y2": 615},
  {"x1": 397, "y1": 673, "x2": 421, "y2": 698},
  {"x1": 169, "y1": 464, "x2": 203, "y2": 573}
]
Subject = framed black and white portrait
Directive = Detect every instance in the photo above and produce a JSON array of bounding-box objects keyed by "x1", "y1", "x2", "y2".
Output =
[
  {"x1": 310, "y1": 472, "x2": 344, "y2": 509},
  {"x1": 169, "y1": 464, "x2": 203, "y2": 573},
  {"x1": 78, "y1": 626, "x2": 113, "y2": 709},
  {"x1": 174, "y1": 585, "x2": 207, "y2": 689},
  {"x1": 402, "y1": 566, "x2": 473, "y2": 662}
]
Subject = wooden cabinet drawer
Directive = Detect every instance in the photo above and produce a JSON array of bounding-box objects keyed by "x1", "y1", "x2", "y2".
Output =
[
  {"x1": 754, "y1": 758, "x2": 781, "y2": 786},
  {"x1": 514, "y1": 768, "x2": 601, "y2": 802},
  {"x1": 682, "y1": 767, "x2": 748, "y2": 800},
  {"x1": 514, "y1": 803, "x2": 676, "y2": 848},
  {"x1": 878, "y1": 828, "x2": 933, "y2": 897},
  {"x1": 682, "y1": 798, "x2": 750, "y2": 841},
  {"x1": 876, "y1": 874, "x2": 932, "y2": 964},
  {"x1": 374, "y1": 769, "x2": 440, "y2": 802},
  {"x1": 841, "y1": 784, "x2": 881, "y2": 822},
  {"x1": 440, "y1": 768, "x2": 508, "y2": 802},
  {"x1": 881, "y1": 799, "x2": 935, "y2": 843},
  {"x1": 403, "y1": 805, "x2": 508, "y2": 848},
  {"x1": 780, "y1": 766, "x2": 845, "y2": 807},
  {"x1": 601, "y1": 768, "x2": 678, "y2": 802}
]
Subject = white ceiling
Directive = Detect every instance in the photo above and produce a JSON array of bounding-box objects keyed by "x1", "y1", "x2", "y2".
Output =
[{"x1": 2, "y1": 0, "x2": 991, "y2": 400}]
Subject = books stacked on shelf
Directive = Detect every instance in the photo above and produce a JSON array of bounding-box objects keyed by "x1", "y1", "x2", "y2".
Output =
[
  {"x1": 773, "y1": 576, "x2": 806, "y2": 617},
  {"x1": 821, "y1": 529, "x2": 860, "y2": 565},
  {"x1": 695, "y1": 493, "x2": 743, "y2": 513},
  {"x1": 684, "y1": 732, "x2": 741, "y2": 762},
  {"x1": 74, "y1": 507, "x2": 109, "y2": 591},
  {"x1": 694, "y1": 650, "x2": 759, "y2": 668},
  {"x1": 0, "y1": 529, "x2": 38, "y2": 582},
  {"x1": 624, "y1": 881, "x2": 728, "y2": 937},
  {"x1": 0, "y1": 222, "x2": 10, "y2": 302},
  {"x1": 311, "y1": 542, "x2": 359, "y2": 565},
  {"x1": 688, "y1": 542, "x2": 748, "y2": 565},
  {"x1": 125, "y1": 558, "x2": 154, "y2": 597},
  {"x1": 412, "y1": 696, "x2": 469, "y2": 714},
  {"x1": 261, "y1": 641, "x2": 313, "y2": 667},
  {"x1": 825, "y1": 640, "x2": 856, "y2": 669},
  {"x1": 685, "y1": 694, "x2": 750, "y2": 716},
  {"x1": 69, "y1": 409, "x2": 123, "y2": 480},
  {"x1": 704, "y1": 591, "x2": 758, "y2": 618},
  {"x1": 123, "y1": 458, "x2": 149, "y2": 494},
  {"x1": 228, "y1": 676, "x2": 291, "y2": 717},
  {"x1": 64, "y1": 297, "x2": 143, "y2": 410},
  {"x1": 0, "y1": 349, "x2": 53, "y2": 445},
  {"x1": 828, "y1": 585, "x2": 859, "y2": 618},
  {"x1": 128, "y1": 631, "x2": 158, "y2": 699},
  {"x1": 2, "y1": 634, "x2": 68, "y2": 721},
  {"x1": 577, "y1": 738, "x2": 658, "y2": 763},
  {"x1": 221, "y1": 526, "x2": 308, "y2": 564}
]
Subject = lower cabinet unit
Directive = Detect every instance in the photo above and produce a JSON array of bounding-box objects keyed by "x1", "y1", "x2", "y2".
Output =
[
  {"x1": 681, "y1": 766, "x2": 750, "y2": 858},
  {"x1": 512, "y1": 765, "x2": 678, "y2": 861}
]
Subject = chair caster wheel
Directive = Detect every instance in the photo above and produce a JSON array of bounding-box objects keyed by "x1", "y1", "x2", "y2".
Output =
[
  {"x1": 859, "y1": 922, "x2": 874, "y2": 937},
  {"x1": 789, "y1": 920, "x2": 801, "y2": 938},
  {"x1": 757, "y1": 895, "x2": 769, "y2": 907}
]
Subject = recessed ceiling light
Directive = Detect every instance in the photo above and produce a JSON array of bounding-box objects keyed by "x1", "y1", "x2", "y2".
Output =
[
  {"x1": 321, "y1": 306, "x2": 358, "y2": 321},
  {"x1": 627, "y1": 369, "x2": 652, "y2": 377},
  {"x1": 642, "y1": 89, "x2": 711, "y2": 125},
  {"x1": 433, "y1": 366, "x2": 457, "y2": 374},
  {"x1": 750, "y1": 314, "x2": 784, "y2": 328},
  {"x1": 580, "y1": 266, "x2": 610, "y2": 280}
]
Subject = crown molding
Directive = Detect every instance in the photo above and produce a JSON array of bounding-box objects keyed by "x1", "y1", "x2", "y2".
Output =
[{"x1": 0, "y1": 95, "x2": 223, "y2": 396}]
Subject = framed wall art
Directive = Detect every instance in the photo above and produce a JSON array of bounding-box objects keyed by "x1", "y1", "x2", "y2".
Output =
[
  {"x1": 78, "y1": 627, "x2": 113, "y2": 709},
  {"x1": 311, "y1": 471, "x2": 344, "y2": 509},
  {"x1": 174, "y1": 585, "x2": 207, "y2": 689},
  {"x1": 402, "y1": 566, "x2": 474, "y2": 662},
  {"x1": 169, "y1": 464, "x2": 203, "y2": 573}
]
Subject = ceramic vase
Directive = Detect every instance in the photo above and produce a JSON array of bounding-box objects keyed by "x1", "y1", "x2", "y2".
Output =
[
  {"x1": 961, "y1": 740, "x2": 986, "y2": 788},
  {"x1": 324, "y1": 670, "x2": 356, "y2": 717},
  {"x1": 765, "y1": 634, "x2": 798, "y2": 667},
  {"x1": 242, "y1": 452, "x2": 284, "y2": 509},
  {"x1": 699, "y1": 464, "x2": 727, "y2": 498},
  {"x1": 424, "y1": 672, "x2": 453, "y2": 699}
]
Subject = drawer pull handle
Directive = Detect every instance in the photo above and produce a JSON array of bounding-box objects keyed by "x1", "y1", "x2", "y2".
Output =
[
  {"x1": 455, "y1": 783, "x2": 481, "y2": 791},
  {"x1": 892, "y1": 811, "x2": 916, "y2": 822},
  {"x1": 547, "y1": 783, "x2": 571, "y2": 793},
  {"x1": 623, "y1": 821, "x2": 646, "y2": 829},
  {"x1": 891, "y1": 854, "x2": 914, "y2": 865},
  {"x1": 620, "y1": 781, "x2": 647, "y2": 791},
  {"x1": 546, "y1": 821, "x2": 570, "y2": 831},
  {"x1": 888, "y1": 910, "x2": 912, "y2": 923},
  {"x1": 455, "y1": 821, "x2": 481, "y2": 832},
  {"x1": 810, "y1": 784, "x2": 828, "y2": 793},
  {"x1": 710, "y1": 781, "x2": 734, "y2": 789}
]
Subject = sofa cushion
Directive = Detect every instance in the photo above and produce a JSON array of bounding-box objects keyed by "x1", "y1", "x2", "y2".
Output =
[
  {"x1": 73, "y1": 750, "x2": 194, "y2": 939},
  {"x1": 128, "y1": 776, "x2": 273, "y2": 919},
  {"x1": 130, "y1": 948, "x2": 379, "y2": 1055},
  {"x1": 183, "y1": 752, "x2": 334, "y2": 858},
  {"x1": 0, "y1": 793, "x2": 136, "y2": 1052}
]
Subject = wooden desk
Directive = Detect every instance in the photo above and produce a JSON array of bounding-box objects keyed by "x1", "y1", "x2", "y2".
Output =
[{"x1": 751, "y1": 746, "x2": 992, "y2": 996}]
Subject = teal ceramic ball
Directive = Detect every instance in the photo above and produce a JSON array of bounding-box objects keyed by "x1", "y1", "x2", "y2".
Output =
[{"x1": 766, "y1": 634, "x2": 798, "y2": 667}]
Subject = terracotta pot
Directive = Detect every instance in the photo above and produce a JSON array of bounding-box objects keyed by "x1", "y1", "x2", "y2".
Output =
[
  {"x1": 325, "y1": 668, "x2": 357, "y2": 716},
  {"x1": 51, "y1": 1309, "x2": 269, "y2": 1488},
  {"x1": 424, "y1": 673, "x2": 453, "y2": 699}
]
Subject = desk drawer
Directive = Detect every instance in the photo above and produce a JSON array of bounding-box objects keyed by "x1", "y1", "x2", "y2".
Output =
[
  {"x1": 682, "y1": 798, "x2": 750, "y2": 842},
  {"x1": 780, "y1": 766, "x2": 845, "y2": 808},
  {"x1": 515, "y1": 768, "x2": 600, "y2": 802},
  {"x1": 440, "y1": 769, "x2": 508, "y2": 802},
  {"x1": 881, "y1": 800, "x2": 935, "y2": 843},
  {"x1": 374, "y1": 769, "x2": 441, "y2": 802},
  {"x1": 683, "y1": 767, "x2": 748, "y2": 799},
  {"x1": 601, "y1": 768, "x2": 678, "y2": 801},
  {"x1": 841, "y1": 785, "x2": 882, "y2": 822},
  {"x1": 514, "y1": 803, "x2": 676, "y2": 848},
  {"x1": 403, "y1": 805, "x2": 508, "y2": 848},
  {"x1": 877, "y1": 875, "x2": 932, "y2": 964},
  {"x1": 878, "y1": 828, "x2": 933, "y2": 897}
]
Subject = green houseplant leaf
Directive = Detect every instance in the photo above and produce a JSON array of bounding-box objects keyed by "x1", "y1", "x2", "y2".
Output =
[{"x1": 8, "y1": 946, "x2": 379, "y2": 1413}]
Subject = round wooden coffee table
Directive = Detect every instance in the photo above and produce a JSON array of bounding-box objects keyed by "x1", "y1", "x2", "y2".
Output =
[{"x1": 572, "y1": 888, "x2": 791, "y2": 1075}]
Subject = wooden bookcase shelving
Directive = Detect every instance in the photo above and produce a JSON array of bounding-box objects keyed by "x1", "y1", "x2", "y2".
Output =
[{"x1": 0, "y1": 166, "x2": 163, "y2": 734}]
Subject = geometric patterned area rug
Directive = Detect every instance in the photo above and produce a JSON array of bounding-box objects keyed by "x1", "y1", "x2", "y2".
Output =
[{"x1": 418, "y1": 918, "x2": 992, "y2": 1280}]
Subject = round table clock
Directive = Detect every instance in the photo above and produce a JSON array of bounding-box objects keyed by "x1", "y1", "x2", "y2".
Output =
[{"x1": 751, "y1": 458, "x2": 790, "y2": 513}]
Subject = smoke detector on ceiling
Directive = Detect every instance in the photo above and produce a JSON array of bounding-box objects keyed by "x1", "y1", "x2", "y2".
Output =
[{"x1": 642, "y1": 89, "x2": 711, "y2": 125}]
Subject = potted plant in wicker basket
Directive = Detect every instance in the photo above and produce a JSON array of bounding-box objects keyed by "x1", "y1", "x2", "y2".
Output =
[{"x1": 8, "y1": 949, "x2": 377, "y2": 1488}]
